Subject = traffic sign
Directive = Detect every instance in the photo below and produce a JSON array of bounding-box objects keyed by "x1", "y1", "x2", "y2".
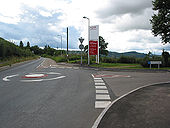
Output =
[
  {"x1": 79, "y1": 37, "x2": 84, "y2": 44},
  {"x1": 79, "y1": 44, "x2": 84, "y2": 49}
]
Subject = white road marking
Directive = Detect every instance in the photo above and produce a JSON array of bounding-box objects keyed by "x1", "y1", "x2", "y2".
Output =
[
  {"x1": 95, "y1": 86, "x2": 107, "y2": 89},
  {"x1": 46, "y1": 72, "x2": 61, "y2": 75},
  {"x1": 94, "y1": 78, "x2": 102, "y2": 80},
  {"x1": 73, "y1": 67, "x2": 79, "y2": 69},
  {"x1": 66, "y1": 67, "x2": 72, "y2": 69},
  {"x1": 96, "y1": 90, "x2": 109, "y2": 94},
  {"x1": 3, "y1": 74, "x2": 19, "y2": 81},
  {"x1": 58, "y1": 67, "x2": 65, "y2": 69},
  {"x1": 95, "y1": 101, "x2": 111, "y2": 108},
  {"x1": 94, "y1": 80, "x2": 104, "y2": 83},
  {"x1": 95, "y1": 83, "x2": 105, "y2": 85},
  {"x1": 96, "y1": 95, "x2": 111, "y2": 100},
  {"x1": 25, "y1": 74, "x2": 45, "y2": 77},
  {"x1": 21, "y1": 76, "x2": 66, "y2": 82},
  {"x1": 51, "y1": 67, "x2": 56, "y2": 68},
  {"x1": 36, "y1": 58, "x2": 46, "y2": 69}
]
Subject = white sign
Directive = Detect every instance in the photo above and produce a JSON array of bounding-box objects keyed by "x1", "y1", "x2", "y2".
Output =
[
  {"x1": 150, "y1": 61, "x2": 162, "y2": 64},
  {"x1": 90, "y1": 25, "x2": 99, "y2": 41}
]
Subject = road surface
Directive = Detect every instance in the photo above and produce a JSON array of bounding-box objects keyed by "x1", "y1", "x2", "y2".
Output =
[{"x1": 0, "y1": 58, "x2": 104, "y2": 128}]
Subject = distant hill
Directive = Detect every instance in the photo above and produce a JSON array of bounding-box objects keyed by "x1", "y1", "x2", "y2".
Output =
[
  {"x1": 0, "y1": 37, "x2": 33, "y2": 59},
  {"x1": 108, "y1": 51, "x2": 146, "y2": 58},
  {"x1": 69, "y1": 50, "x2": 146, "y2": 58}
]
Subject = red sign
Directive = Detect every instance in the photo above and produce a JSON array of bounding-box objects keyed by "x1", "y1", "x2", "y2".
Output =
[{"x1": 89, "y1": 41, "x2": 98, "y2": 55}]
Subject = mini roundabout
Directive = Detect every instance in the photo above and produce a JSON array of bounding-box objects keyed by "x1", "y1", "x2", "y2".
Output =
[{"x1": 3, "y1": 72, "x2": 66, "y2": 82}]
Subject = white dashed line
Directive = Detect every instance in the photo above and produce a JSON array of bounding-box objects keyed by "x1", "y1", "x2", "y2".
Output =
[
  {"x1": 95, "y1": 83, "x2": 105, "y2": 85},
  {"x1": 94, "y1": 80, "x2": 104, "y2": 83},
  {"x1": 96, "y1": 95, "x2": 111, "y2": 100},
  {"x1": 94, "y1": 78, "x2": 102, "y2": 80},
  {"x1": 92, "y1": 74, "x2": 112, "y2": 109},
  {"x1": 95, "y1": 101, "x2": 111, "y2": 109},
  {"x1": 96, "y1": 90, "x2": 109, "y2": 94},
  {"x1": 95, "y1": 86, "x2": 107, "y2": 89}
]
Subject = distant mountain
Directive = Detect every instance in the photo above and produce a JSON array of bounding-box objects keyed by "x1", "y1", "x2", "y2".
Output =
[
  {"x1": 108, "y1": 51, "x2": 146, "y2": 58},
  {"x1": 69, "y1": 50, "x2": 147, "y2": 58}
]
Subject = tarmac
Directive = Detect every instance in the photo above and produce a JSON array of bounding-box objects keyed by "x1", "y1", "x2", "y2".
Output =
[
  {"x1": 1, "y1": 61, "x2": 170, "y2": 128},
  {"x1": 91, "y1": 69, "x2": 170, "y2": 128},
  {"x1": 96, "y1": 83, "x2": 170, "y2": 128}
]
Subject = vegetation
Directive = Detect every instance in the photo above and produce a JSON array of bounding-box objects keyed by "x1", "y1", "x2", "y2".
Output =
[
  {"x1": 150, "y1": 0, "x2": 170, "y2": 44},
  {"x1": 0, "y1": 36, "x2": 169, "y2": 70},
  {"x1": 0, "y1": 37, "x2": 34, "y2": 59}
]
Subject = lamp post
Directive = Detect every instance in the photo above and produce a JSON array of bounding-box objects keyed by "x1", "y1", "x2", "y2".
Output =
[
  {"x1": 57, "y1": 35, "x2": 62, "y2": 55},
  {"x1": 83, "y1": 16, "x2": 90, "y2": 65}
]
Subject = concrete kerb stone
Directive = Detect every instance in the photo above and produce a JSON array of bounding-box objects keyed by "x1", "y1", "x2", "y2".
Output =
[{"x1": 92, "y1": 81, "x2": 170, "y2": 128}]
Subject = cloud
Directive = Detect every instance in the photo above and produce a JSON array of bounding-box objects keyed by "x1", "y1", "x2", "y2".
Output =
[
  {"x1": 0, "y1": 0, "x2": 165, "y2": 55},
  {"x1": 96, "y1": 0, "x2": 152, "y2": 18},
  {"x1": 0, "y1": 5, "x2": 80, "y2": 49}
]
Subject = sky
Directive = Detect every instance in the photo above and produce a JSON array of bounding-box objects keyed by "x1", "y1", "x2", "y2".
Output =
[{"x1": 0, "y1": 0, "x2": 169, "y2": 54}]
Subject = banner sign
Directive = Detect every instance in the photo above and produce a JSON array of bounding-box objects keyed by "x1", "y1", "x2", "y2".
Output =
[
  {"x1": 89, "y1": 41, "x2": 98, "y2": 55},
  {"x1": 90, "y1": 25, "x2": 99, "y2": 41}
]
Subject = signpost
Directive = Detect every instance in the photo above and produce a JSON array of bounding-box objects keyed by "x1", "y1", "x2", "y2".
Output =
[
  {"x1": 89, "y1": 25, "x2": 99, "y2": 64},
  {"x1": 79, "y1": 37, "x2": 84, "y2": 66},
  {"x1": 148, "y1": 61, "x2": 162, "y2": 69}
]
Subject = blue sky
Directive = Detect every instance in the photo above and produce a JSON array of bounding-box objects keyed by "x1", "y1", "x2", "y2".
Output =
[{"x1": 0, "y1": 0, "x2": 169, "y2": 54}]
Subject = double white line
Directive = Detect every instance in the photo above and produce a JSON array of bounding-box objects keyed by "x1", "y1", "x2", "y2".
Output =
[{"x1": 92, "y1": 74, "x2": 111, "y2": 109}]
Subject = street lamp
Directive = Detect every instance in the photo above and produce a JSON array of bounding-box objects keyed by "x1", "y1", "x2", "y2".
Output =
[
  {"x1": 83, "y1": 16, "x2": 90, "y2": 65},
  {"x1": 57, "y1": 35, "x2": 62, "y2": 55}
]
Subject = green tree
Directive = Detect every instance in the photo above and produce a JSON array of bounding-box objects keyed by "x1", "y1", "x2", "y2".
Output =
[
  {"x1": 26, "y1": 41, "x2": 30, "y2": 48},
  {"x1": 19, "y1": 41, "x2": 24, "y2": 48},
  {"x1": 150, "y1": 0, "x2": 170, "y2": 44},
  {"x1": 99, "y1": 36, "x2": 108, "y2": 56},
  {"x1": 162, "y1": 49, "x2": 169, "y2": 66}
]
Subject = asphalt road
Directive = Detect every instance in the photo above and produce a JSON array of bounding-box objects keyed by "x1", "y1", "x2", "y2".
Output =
[{"x1": 0, "y1": 58, "x2": 102, "y2": 128}]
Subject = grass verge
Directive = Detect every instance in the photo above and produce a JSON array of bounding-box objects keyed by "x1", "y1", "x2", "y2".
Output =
[{"x1": 0, "y1": 56, "x2": 39, "y2": 67}]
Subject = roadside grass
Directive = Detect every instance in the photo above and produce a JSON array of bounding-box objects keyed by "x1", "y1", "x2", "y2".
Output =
[
  {"x1": 90, "y1": 63, "x2": 142, "y2": 69},
  {"x1": 0, "y1": 56, "x2": 39, "y2": 67},
  {"x1": 47, "y1": 56, "x2": 170, "y2": 70},
  {"x1": 90, "y1": 63, "x2": 170, "y2": 70}
]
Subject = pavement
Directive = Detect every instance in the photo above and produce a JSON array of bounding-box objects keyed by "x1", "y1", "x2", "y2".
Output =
[
  {"x1": 91, "y1": 70, "x2": 170, "y2": 128},
  {"x1": 96, "y1": 83, "x2": 170, "y2": 128}
]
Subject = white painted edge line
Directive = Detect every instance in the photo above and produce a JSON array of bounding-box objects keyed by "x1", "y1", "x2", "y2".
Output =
[
  {"x1": 20, "y1": 76, "x2": 66, "y2": 82},
  {"x1": 92, "y1": 81, "x2": 170, "y2": 128},
  {"x1": 91, "y1": 74, "x2": 94, "y2": 78},
  {"x1": 95, "y1": 101, "x2": 112, "y2": 109},
  {"x1": 3, "y1": 74, "x2": 19, "y2": 81},
  {"x1": 36, "y1": 58, "x2": 46, "y2": 69},
  {"x1": 95, "y1": 83, "x2": 105, "y2": 85}
]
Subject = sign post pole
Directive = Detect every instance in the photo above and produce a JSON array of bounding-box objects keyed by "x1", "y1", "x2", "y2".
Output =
[{"x1": 79, "y1": 37, "x2": 84, "y2": 66}]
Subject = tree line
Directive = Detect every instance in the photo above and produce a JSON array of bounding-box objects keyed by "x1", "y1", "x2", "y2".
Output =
[{"x1": 0, "y1": 38, "x2": 34, "y2": 60}]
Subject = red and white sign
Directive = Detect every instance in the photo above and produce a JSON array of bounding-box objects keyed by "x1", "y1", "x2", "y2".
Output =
[{"x1": 89, "y1": 41, "x2": 98, "y2": 55}]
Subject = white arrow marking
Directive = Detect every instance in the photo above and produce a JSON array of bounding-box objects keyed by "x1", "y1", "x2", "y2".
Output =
[{"x1": 3, "y1": 74, "x2": 19, "y2": 81}]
